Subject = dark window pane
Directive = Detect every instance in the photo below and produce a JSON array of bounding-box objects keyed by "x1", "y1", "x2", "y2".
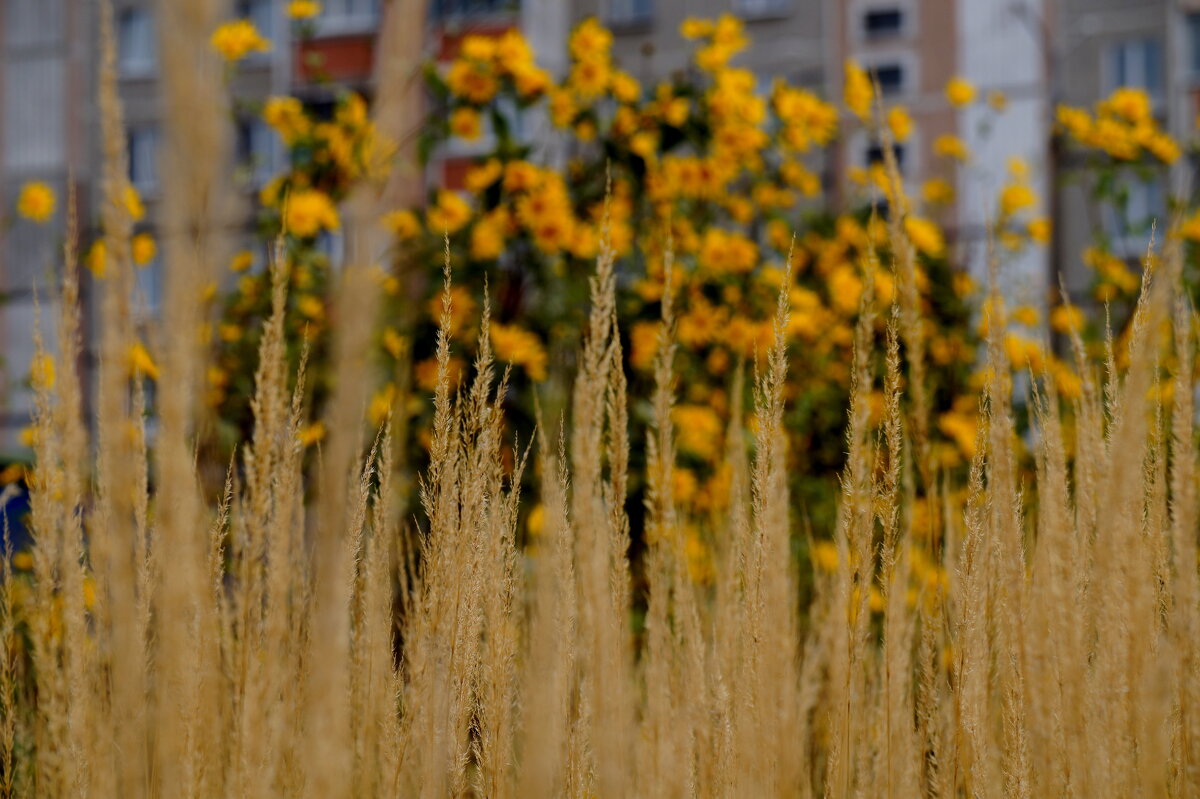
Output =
[
  {"x1": 874, "y1": 64, "x2": 904, "y2": 95},
  {"x1": 864, "y1": 9, "x2": 903, "y2": 37}
]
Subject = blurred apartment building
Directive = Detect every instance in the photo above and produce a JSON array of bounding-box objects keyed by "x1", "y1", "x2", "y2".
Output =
[
  {"x1": 2, "y1": 0, "x2": 1200, "y2": 449},
  {"x1": 1, "y1": 0, "x2": 91, "y2": 447}
]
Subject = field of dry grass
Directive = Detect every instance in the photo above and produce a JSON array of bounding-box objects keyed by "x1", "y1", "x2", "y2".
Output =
[{"x1": 3, "y1": 4, "x2": 1200, "y2": 798}]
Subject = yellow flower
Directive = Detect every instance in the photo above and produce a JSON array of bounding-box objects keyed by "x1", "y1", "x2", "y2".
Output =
[
  {"x1": 470, "y1": 211, "x2": 506, "y2": 260},
  {"x1": 1145, "y1": 132, "x2": 1180, "y2": 164},
  {"x1": 573, "y1": 119, "x2": 597, "y2": 141},
  {"x1": 1011, "y1": 305, "x2": 1038, "y2": 327},
  {"x1": 382, "y1": 327, "x2": 406, "y2": 359},
  {"x1": 944, "y1": 76, "x2": 976, "y2": 107},
  {"x1": 933, "y1": 134, "x2": 969, "y2": 161},
  {"x1": 698, "y1": 228, "x2": 758, "y2": 274},
  {"x1": 1181, "y1": 211, "x2": 1200, "y2": 242},
  {"x1": 123, "y1": 185, "x2": 145, "y2": 221},
  {"x1": 1004, "y1": 333, "x2": 1044, "y2": 371},
  {"x1": 230, "y1": 249, "x2": 255, "y2": 272},
  {"x1": 672, "y1": 404, "x2": 722, "y2": 460},
  {"x1": 611, "y1": 71, "x2": 641, "y2": 103},
  {"x1": 904, "y1": 216, "x2": 945, "y2": 258},
  {"x1": 1101, "y1": 87, "x2": 1152, "y2": 124},
  {"x1": 999, "y1": 183, "x2": 1036, "y2": 217},
  {"x1": 887, "y1": 106, "x2": 913, "y2": 142},
  {"x1": 263, "y1": 96, "x2": 309, "y2": 144},
  {"x1": 16, "y1": 181, "x2": 55, "y2": 222},
  {"x1": 210, "y1": 19, "x2": 270, "y2": 61},
  {"x1": 284, "y1": 189, "x2": 339, "y2": 237},
  {"x1": 570, "y1": 56, "x2": 611, "y2": 100},
  {"x1": 427, "y1": 286, "x2": 476, "y2": 336},
  {"x1": 464, "y1": 159, "x2": 502, "y2": 193},
  {"x1": 447, "y1": 59, "x2": 498, "y2": 104},
  {"x1": 131, "y1": 233, "x2": 156, "y2": 266},
  {"x1": 827, "y1": 264, "x2": 864, "y2": 315},
  {"x1": 938, "y1": 410, "x2": 977, "y2": 458},
  {"x1": 1056, "y1": 104, "x2": 1092, "y2": 141},
  {"x1": 629, "y1": 321, "x2": 660, "y2": 372},
  {"x1": 1027, "y1": 217, "x2": 1051, "y2": 244},
  {"x1": 527, "y1": 503, "x2": 546, "y2": 537},
  {"x1": 844, "y1": 60, "x2": 873, "y2": 120},
  {"x1": 382, "y1": 209, "x2": 421, "y2": 239},
  {"x1": 87, "y1": 240, "x2": 107, "y2": 278},
  {"x1": 297, "y1": 421, "x2": 326, "y2": 447},
  {"x1": 569, "y1": 18, "x2": 613, "y2": 60},
  {"x1": 509, "y1": 61, "x2": 550, "y2": 98},
  {"x1": 1050, "y1": 304, "x2": 1084, "y2": 334},
  {"x1": 296, "y1": 295, "x2": 324, "y2": 321},
  {"x1": 449, "y1": 107, "x2": 482, "y2": 140},
  {"x1": 503, "y1": 160, "x2": 539, "y2": 193},
  {"x1": 680, "y1": 17, "x2": 713, "y2": 39},
  {"x1": 490, "y1": 322, "x2": 547, "y2": 381},
  {"x1": 427, "y1": 190, "x2": 471, "y2": 235},
  {"x1": 811, "y1": 541, "x2": 839, "y2": 573},
  {"x1": 459, "y1": 34, "x2": 496, "y2": 62},
  {"x1": 987, "y1": 90, "x2": 1007, "y2": 111},
  {"x1": 287, "y1": 0, "x2": 321, "y2": 19},
  {"x1": 629, "y1": 131, "x2": 658, "y2": 161},
  {"x1": 129, "y1": 342, "x2": 159, "y2": 381},
  {"x1": 30, "y1": 354, "x2": 55, "y2": 391},
  {"x1": 921, "y1": 177, "x2": 954, "y2": 205},
  {"x1": 368, "y1": 383, "x2": 396, "y2": 427}
]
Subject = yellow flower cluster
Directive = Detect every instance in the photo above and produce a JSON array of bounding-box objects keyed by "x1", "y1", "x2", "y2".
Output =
[
  {"x1": 1057, "y1": 88, "x2": 1179, "y2": 163},
  {"x1": 284, "y1": 188, "x2": 340, "y2": 238},
  {"x1": 697, "y1": 228, "x2": 758, "y2": 275},
  {"x1": 209, "y1": 19, "x2": 270, "y2": 62},
  {"x1": 773, "y1": 84, "x2": 838, "y2": 152},
  {"x1": 263, "y1": 96, "x2": 309, "y2": 145},
  {"x1": 1083, "y1": 246, "x2": 1140, "y2": 301},
  {"x1": 490, "y1": 322, "x2": 548, "y2": 381},
  {"x1": 843, "y1": 61, "x2": 873, "y2": 121},
  {"x1": 681, "y1": 14, "x2": 748, "y2": 73},
  {"x1": 447, "y1": 30, "x2": 550, "y2": 105}
]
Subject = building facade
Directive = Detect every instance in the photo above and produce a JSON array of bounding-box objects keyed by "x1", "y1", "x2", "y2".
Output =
[
  {"x1": 4, "y1": 0, "x2": 1196, "y2": 451},
  {"x1": 0, "y1": 0, "x2": 94, "y2": 450}
]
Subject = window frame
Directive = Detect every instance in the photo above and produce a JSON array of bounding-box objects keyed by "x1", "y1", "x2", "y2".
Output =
[{"x1": 116, "y1": 6, "x2": 157, "y2": 78}]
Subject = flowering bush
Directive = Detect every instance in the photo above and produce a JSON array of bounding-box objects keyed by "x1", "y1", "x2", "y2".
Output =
[{"x1": 201, "y1": 15, "x2": 1009, "y2": 535}]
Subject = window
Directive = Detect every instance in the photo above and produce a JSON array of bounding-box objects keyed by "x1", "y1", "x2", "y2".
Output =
[
  {"x1": 118, "y1": 7, "x2": 156, "y2": 76},
  {"x1": 134, "y1": 249, "x2": 162, "y2": 315},
  {"x1": 733, "y1": 0, "x2": 790, "y2": 18},
  {"x1": 609, "y1": 0, "x2": 653, "y2": 25},
  {"x1": 1187, "y1": 15, "x2": 1200, "y2": 79},
  {"x1": 872, "y1": 63, "x2": 905, "y2": 96},
  {"x1": 867, "y1": 142, "x2": 906, "y2": 171},
  {"x1": 320, "y1": 0, "x2": 379, "y2": 28},
  {"x1": 127, "y1": 126, "x2": 159, "y2": 193},
  {"x1": 863, "y1": 8, "x2": 903, "y2": 39},
  {"x1": 1107, "y1": 38, "x2": 1163, "y2": 98},
  {"x1": 430, "y1": 0, "x2": 512, "y2": 19},
  {"x1": 3, "y1": 56, "x2": 65, "y2": 170},
  {"x1": 1104, "y1": 176, "x2": 1165, "y2": 253},
  {"x1": 237, "y1": 118, "x2": 281, "y2": 187}
]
